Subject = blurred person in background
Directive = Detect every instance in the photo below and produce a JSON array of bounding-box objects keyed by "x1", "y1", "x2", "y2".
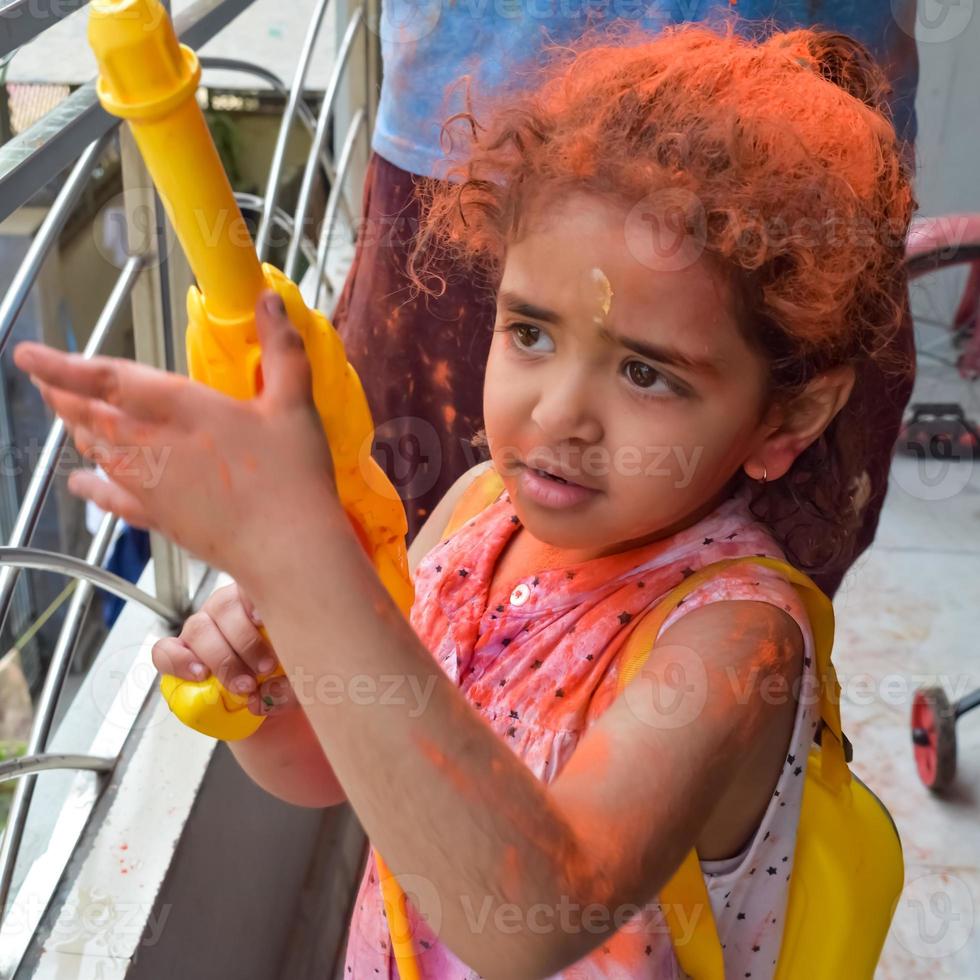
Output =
[{"x1": 332, "y1": 0, "x2": 920, "y2": 599}]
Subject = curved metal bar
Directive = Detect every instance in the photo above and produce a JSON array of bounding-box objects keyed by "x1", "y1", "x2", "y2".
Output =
[
  {"x1": 0, "y1": 255, "x2": 143, "y2": 638},
  {"x1": 0, "y1": 548, "x2": 180, "y2": 626},
  {"x1": 0, "y1": 0, "x2": 260, "y2": 225},
  {"x1": 312, "y1": 107, "x2": 366, "y2": 310},
  {"x1": 255, "y1": 0, "x2": 334, "y2": 260},
  {"x1": 197, "y1": 54, "x2": 354, "y2": 253},
  {"x1": 198, "y1": 56, "x2": 321, "y2": 145},
  {"x1": 0, "y1": 753, "x2": 116, "y2": 786},
  {"x1": 285, "y1": 5, "x2": 364, "y2": 280},
  {"x1": 0, "y1": 512, "x2": 119, "y2": 920},
  {"x1": 0, "y1": 132, "x2": 113, "y2": 355},
  {"x1": 234, "y1": 192, "x2": 323, "y2": 281}
]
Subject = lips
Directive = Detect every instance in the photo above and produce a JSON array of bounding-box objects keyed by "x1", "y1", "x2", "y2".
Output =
[{"x1": 524, "y1": 459, "x2": 594, "y2": 490}]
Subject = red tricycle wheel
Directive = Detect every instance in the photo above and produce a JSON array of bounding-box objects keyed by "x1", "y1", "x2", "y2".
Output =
[{"x1": 911, "y1": 686, "x2": 957, "y2": 791}]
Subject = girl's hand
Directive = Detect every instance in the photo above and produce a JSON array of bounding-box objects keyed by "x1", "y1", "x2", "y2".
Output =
[
  {"x1": 12, "y1": 292, "x2": 338, "y2": 585},
  {"x1": 152, "y1": 582, "x2": 299, "y2": 717}
]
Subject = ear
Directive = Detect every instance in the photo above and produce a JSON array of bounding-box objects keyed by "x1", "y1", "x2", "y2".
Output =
[{"x1": 747, "y1": 364, "x2": 856, "y2": 482}]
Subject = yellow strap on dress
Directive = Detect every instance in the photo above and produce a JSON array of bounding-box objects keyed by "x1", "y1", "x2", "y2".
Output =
[{"x1": 615, "y1": 555, "x2": 847, "y2": 979}]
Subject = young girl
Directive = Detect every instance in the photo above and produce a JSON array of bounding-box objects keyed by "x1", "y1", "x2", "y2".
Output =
[{"x1": 14, "y1": 21, "x2": 913, "y2": 980}]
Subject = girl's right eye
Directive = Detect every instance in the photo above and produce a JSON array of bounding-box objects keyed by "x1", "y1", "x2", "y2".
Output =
[{"x1": 496, "y1": 322, "x2": 552, "y2": 354}]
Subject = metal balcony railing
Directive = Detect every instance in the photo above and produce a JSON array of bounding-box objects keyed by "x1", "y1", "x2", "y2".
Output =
[{"x1": 0, "y1": 0, "x2": 379, "y2": 974}]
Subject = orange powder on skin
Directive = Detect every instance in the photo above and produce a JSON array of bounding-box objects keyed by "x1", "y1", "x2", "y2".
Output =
[
  {"x1": 401, "y1": 602, "x2": 796, "y2": 926},
  {"x1": 414, "y1": 731, "x2": 479, "y2": 801},
  {"x1": 191, "y1": 429, "x2": 235, "y2": 490},
  {"x1": 410, "y1": 725, "x2": 614, "y2": 909},
  {"x1": 500, "y1": 844, "x2": 522, "y2": 902}
]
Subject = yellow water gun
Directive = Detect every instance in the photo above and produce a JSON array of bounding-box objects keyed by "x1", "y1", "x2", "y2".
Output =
[{"x1": 88, "y1": 3, "x2": 418, "y2": 973}]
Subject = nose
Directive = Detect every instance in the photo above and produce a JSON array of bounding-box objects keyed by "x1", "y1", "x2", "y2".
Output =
[{"x1": 528, "y1": 369, "x2": 603, "y2": 448}]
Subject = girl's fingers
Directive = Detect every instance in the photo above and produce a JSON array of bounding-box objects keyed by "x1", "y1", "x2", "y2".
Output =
[
  {"x1": 235, "y1": 581, "x2": 263, "y2": 628},
  {"x1": 14, "y1": 343, "x2": 190, "y2": 425},
  {"x1": 248, "y1": 673, "x2": 298, "y2": 717},
  {"x1": 35, "y1": 378, "x2": 150, "y2": 449},
  {"x1": 204, "y1": 585, "x2": 277, "y2": 679},
  {"x1": 178, "y1": 611, "x2": 258, "y2": 697},
  {"x1": 152, "y1": 635, "x2": 209, "y2": 682},
  {"x1": 65, "y1": 467, "x2": 156, "y2": 531}
]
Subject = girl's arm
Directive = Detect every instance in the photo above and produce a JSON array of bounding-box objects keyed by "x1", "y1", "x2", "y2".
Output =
[
  {"x1": 226, "y1": 702, "x2": 348, "y2": 808},
  {"x1": 242, "y1": 514, "x2": 804, "y2": 979},
  {"x1": 231, "y1": 458, "x2": 492, "y2": 808}
]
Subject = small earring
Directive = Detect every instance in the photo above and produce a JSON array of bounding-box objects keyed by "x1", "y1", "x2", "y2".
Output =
[{"x1": 759, "y1": 464, "x2": 768, "y2": 485}]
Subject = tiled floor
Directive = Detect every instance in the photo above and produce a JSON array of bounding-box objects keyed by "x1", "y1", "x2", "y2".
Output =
[{"x1": 834, "y1": 287, "x2": 980, "y2": 978}]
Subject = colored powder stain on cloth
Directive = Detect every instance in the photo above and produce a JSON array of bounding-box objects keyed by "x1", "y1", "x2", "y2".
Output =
[
  {"x1": 344, "y1": 480, "x2": 821, "y2": 979},
  {"x1": 432, "y1": 360, "x2": 452, "y2": 390}
]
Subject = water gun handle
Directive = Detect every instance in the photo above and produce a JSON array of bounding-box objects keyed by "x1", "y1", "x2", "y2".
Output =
[
  {"x1": 87, "y1": 0, "x2": 414, "y2": 741},
  {"x1": 162, "y1": 265, "x2": 414, "y2": 740}
]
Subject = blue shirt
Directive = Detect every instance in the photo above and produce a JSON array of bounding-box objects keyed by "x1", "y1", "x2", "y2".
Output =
[{"x1": 373, "y1": 0, "x2": 919, "y2": 178}]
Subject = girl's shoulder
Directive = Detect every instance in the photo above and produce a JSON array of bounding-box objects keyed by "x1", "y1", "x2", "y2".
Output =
[{"x1": 407, "y1": 460, "x2": 497, "y2": 576}]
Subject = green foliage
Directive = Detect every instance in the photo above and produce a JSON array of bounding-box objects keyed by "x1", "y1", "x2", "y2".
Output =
[{"x1": 204, "y1": 109, "x2": 245, "y2": 189}]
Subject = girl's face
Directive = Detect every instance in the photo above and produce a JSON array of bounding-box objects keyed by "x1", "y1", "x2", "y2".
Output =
[{"x1": 483, "y1": 191, "x2": 779, "y2": 561}]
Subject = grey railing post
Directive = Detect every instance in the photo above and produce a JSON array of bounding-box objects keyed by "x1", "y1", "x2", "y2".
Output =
[{"x1": 119, "y1": 128, "x2": 193, "y2": 618}]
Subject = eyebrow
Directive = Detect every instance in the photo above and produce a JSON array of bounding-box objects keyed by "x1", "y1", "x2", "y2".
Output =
[{"x1": 498, "y1": 291, "x2": 722, "y2": 376}]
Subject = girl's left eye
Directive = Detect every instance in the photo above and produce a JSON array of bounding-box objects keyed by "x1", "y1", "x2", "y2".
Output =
[{"x1": 495, "y1": 322, "x2": 688, "y2": 399}]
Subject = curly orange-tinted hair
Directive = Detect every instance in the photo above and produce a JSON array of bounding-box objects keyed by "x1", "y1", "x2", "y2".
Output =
[{"x1": 408, "y1": 20, "x2": 917, "y2": 579}]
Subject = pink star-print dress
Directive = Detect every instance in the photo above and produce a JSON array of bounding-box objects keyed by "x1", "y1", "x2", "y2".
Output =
[{"x1": 343, "y1": 480, "x2": 822, "y2": 979}]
